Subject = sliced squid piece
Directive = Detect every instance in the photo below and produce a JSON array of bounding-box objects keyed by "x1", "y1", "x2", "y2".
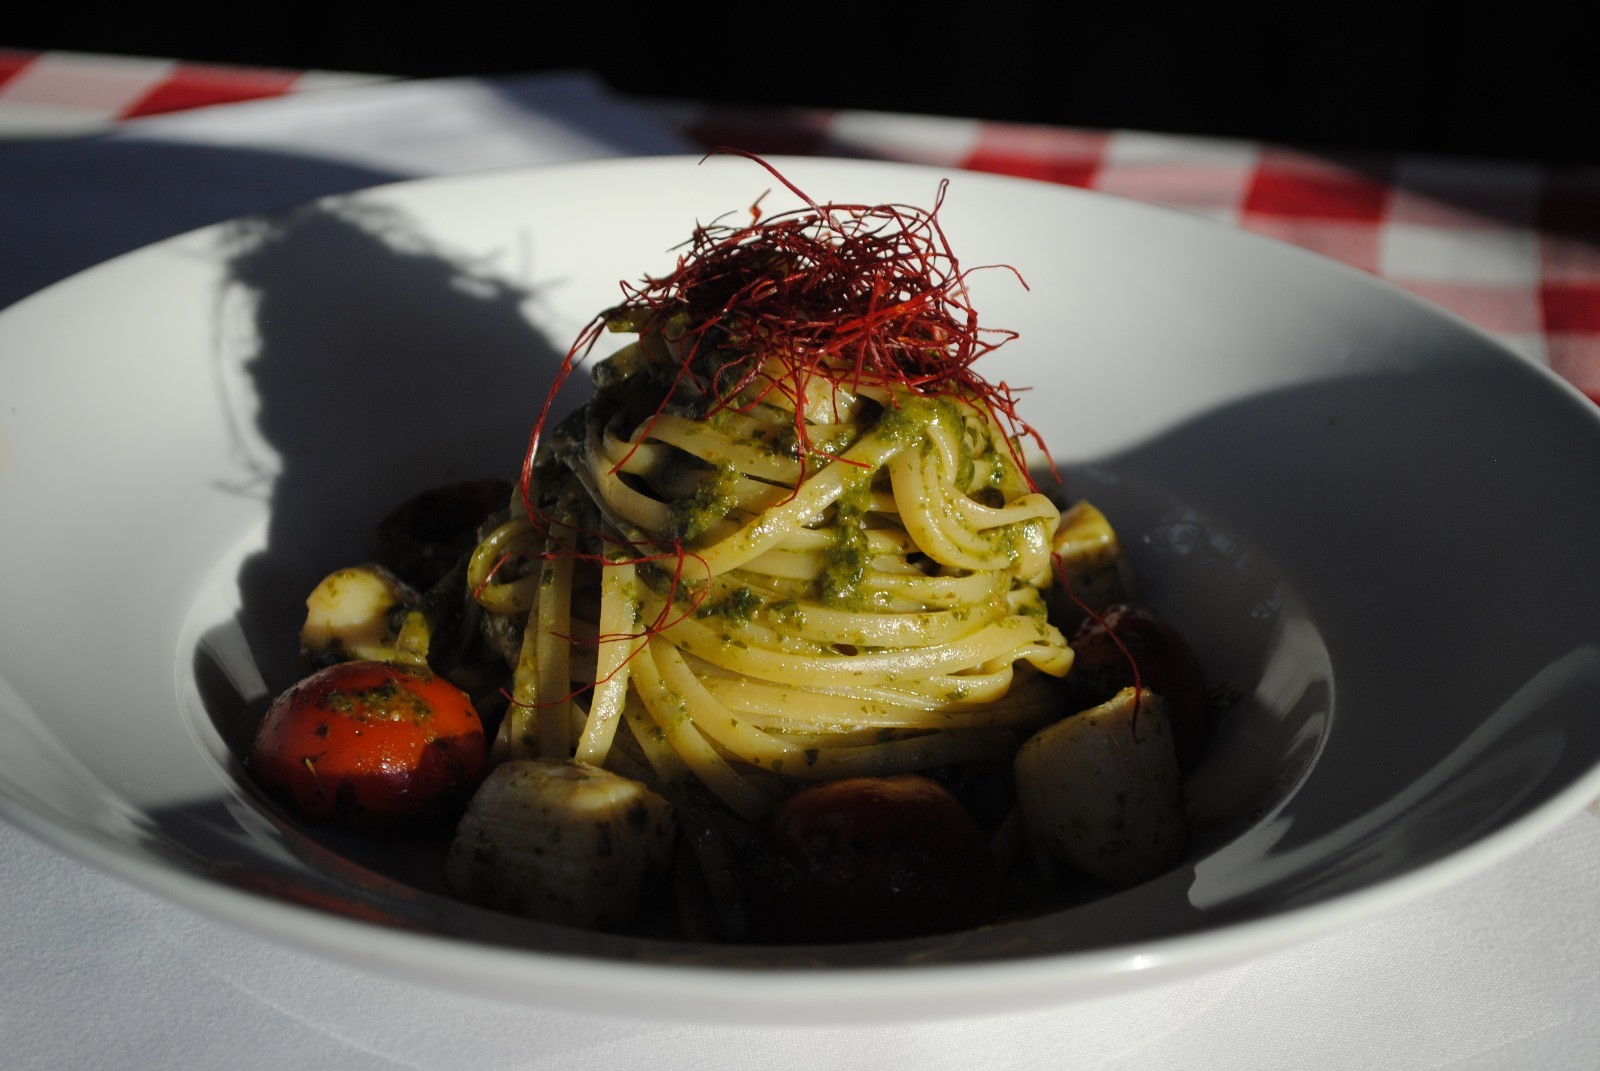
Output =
[
  {"x1": 1013, "y1": 687, "x2": 1187, "y2": 887},
  {"x1": 1049, "y1": 500, "x2": 1140, "y2": 625},
  {"x1": 445, "y1": 759, "x2": 675, "y2": 931}
]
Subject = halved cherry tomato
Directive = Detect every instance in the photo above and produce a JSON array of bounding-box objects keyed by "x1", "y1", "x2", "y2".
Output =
[
  {"x1": 248, "y1": 660, "x2": 487, "y2": 828},
  {"x1": 744, "y1": 774, "x2": 1000, "y2": 943}
]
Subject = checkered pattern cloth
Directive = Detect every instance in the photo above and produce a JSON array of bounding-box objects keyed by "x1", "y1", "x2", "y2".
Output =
[
  {"x1": 4, "y1": 48, "x2": 1597, "y2": 406},
  {"x1": 670, "y1": 105, "x2": 1600, "y2": 407},
  {"x1": 0, "y1": 48, "x2": 382, "y2": 129}
]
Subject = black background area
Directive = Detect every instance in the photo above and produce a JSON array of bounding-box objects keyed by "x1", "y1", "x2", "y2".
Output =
[{"x1": 8, "y1": 5, "x2": 1596, "y2": 164}]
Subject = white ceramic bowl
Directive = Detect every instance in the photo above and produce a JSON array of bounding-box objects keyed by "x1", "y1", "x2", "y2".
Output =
[{"x1": 2, "y1": 156, "x2": 1599, "y2": 1022}]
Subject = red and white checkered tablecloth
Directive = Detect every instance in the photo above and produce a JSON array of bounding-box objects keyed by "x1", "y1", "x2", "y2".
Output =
[
  {"x1": 0, "y1": 48, "x2": 385, "y2": 126},
  {"x1": 668, "y1": 106, "x2": 1600, "y2": 408},
  {"x1": 3, "y1": 47, "x2": 1598, "y2": 408}
]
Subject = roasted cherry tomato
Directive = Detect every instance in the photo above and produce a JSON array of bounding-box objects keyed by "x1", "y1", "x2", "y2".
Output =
[
  {"x1": 744, "y1": 774, "x2": 999, "y2": 943},
  {"x1": 248, "y1": 660, "x2": 487, "y2": 828},
  {"x1": 1070, "y1": 604, "x2": 1209, "y2": 769}
]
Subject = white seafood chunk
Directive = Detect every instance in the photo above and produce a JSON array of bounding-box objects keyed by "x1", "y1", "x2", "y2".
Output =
[
  {"x1": 446, "y1": 760, "x2": 675, "y2": 931},
  {"x1": 1014, "y1": 687, "x2": 1187, "y2": 887}
]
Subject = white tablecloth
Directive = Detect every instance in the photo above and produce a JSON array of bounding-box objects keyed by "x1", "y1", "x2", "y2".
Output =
[{"x1": 6, "y1": 810, "x2": 1599, "y2": 1069}]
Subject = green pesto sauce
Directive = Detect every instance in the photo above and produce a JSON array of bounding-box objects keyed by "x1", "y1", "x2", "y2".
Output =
[
  {"x1": 819, "y1": 539, "x2": 868, "y2": 606},
  {"x1": 667, "y1": 461, "x2": 740, "y2": 542},
  {"x1": 988, "y1": 521, "x2": 1021, "y2": 564},
  {"x1": 869, "y1": 394, "x2": 943, "y2": 450},
  {"x1": 766, "y1": 597, "x2": 807, "y2": 629},
  {"x1": 696, "y1": 585, "x2": 763, "y2": 623},
  {"x1": 771, "y1": 423, "x2": 800, "y2": 460},
  {"x1": 769, "y1": 421, "x2": 861, "y2": 469},
  {"x1": 590, "y1": 341, "x2": 647, "y2": 390},
  {"x1": 818, "y1": 474, "x2": 873, "y2": 606},
  {"x1": 319, "y1": 679, "x2": 434, "y2": 724},
  {"x1": 880, "y1": 392, "x2": 984, "y2": 484},
  {"x1": 639, "y1": 564, "x2": 710, "y2": 609}
]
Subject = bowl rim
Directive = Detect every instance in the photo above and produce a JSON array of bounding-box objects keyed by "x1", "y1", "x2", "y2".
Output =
[{"x1": 4, "y1": 153, "x2": 1600, "y2": 1021}]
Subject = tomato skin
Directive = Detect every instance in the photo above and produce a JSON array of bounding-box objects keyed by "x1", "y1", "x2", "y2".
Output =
[
  {"x1": 1070, "y1": 604, "x2": 1209, "y2": 770},
  {"x1": 744, "y1": 774, "x2": 999, "y2": 944},
  {"x1": 248, "y1": 661, "x2": 487, "y2": 828}
]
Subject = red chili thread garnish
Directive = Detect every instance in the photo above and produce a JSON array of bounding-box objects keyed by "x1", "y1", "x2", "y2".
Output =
[
  {"x1": 502, "y1": 151, "x2": 1071, "y2": 710},
  {"x1": 1050, "y1": 554, "x2": 1146, "y2": 736},
  {"x1": 521, "y1": 149, "x2": 1051, "y2": 511}
]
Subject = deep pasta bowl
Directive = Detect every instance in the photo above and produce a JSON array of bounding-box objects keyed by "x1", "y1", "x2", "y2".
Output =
[{"x1": 2, "y1": 155, "x2": 1598, "y2": 1023}]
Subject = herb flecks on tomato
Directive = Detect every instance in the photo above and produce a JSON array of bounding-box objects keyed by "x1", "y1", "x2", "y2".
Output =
[{"x1": 248, "y1": 660, "x2": 487, "y2": 828}]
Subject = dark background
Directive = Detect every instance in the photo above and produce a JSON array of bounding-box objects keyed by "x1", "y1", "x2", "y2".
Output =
[{"x1": 8, "y1": 7, "x2": 1595, "y2": 164}]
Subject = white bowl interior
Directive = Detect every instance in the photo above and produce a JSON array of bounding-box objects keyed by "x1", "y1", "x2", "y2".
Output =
[{"x1": 2, "y1": 155, "x2": 1599, "y2": 1019}]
